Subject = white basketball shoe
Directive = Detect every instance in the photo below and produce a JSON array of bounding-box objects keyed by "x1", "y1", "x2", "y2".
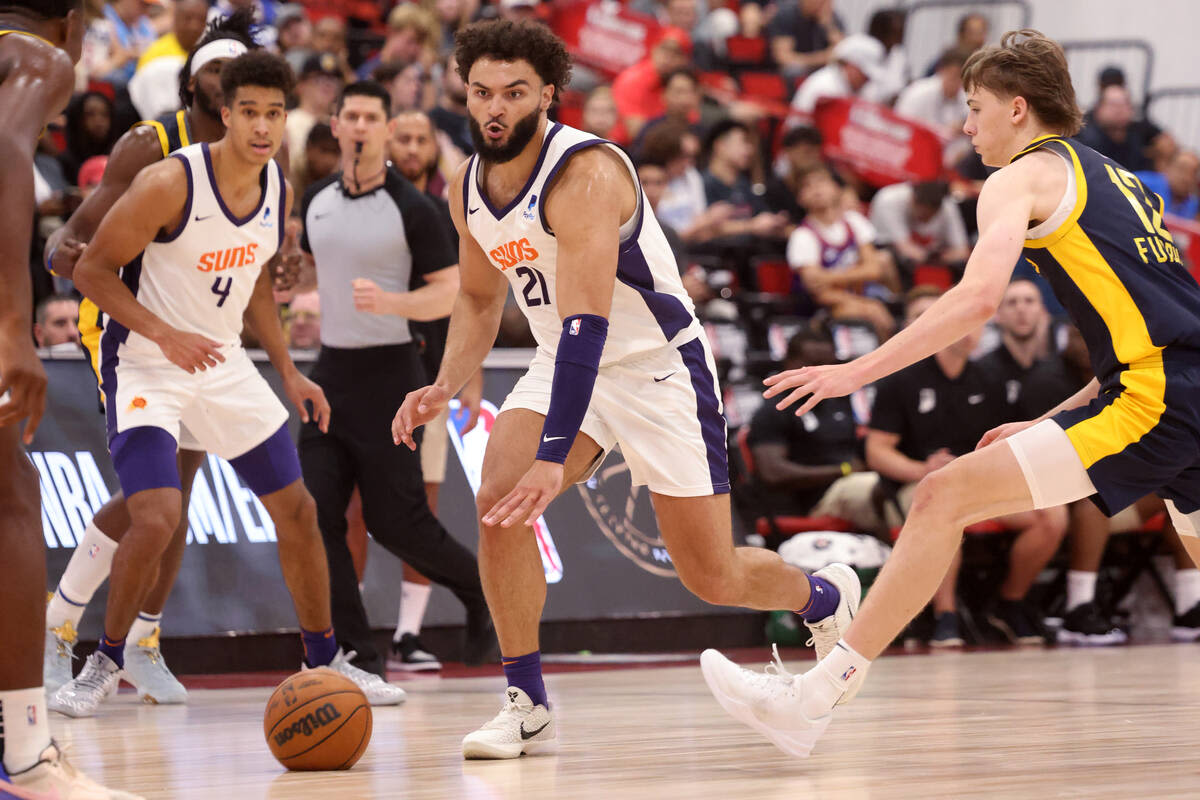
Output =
[
  {"x1": 462, "y1": 687, "x2": 556, "y2": 759},
  {"x1": 122, "y1": 627, "x2": 188, "y2": 705},
  {"x1": 43, "y1": 621, "x2": 78, "y2": 696},
  {"x1": 4, "y1": 742, "x2": 143, "y2": 799},
  {"x1": 48, "y1": 652, "x2": 121, "y2": 718},
  {"x1": 302, "y1": 649, "x2": 406, "y2": 706},
  {"x1": 802, "y1": 563, "x2": 862, "y2": 704},
  {"x1": 700, "y1": 645, "x2": 833, "y2": 759}
]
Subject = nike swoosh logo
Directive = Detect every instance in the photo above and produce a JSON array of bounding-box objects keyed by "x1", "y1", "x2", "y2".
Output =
[
  {"x1": 469, "y1": 207, "x2": 479, "y2": 214},
  {"x1": 653, "y1": 372, "x2": 677, "y2": 382},
  {"x1": 194, "y1": 214, "x2": 213, "y2": 222},
  {"x1": 520, "y1": 720, "x2": 550, "y2": 740},
  {"x1": 542, "y1": 435, "x2": 565, "y2": 442}
]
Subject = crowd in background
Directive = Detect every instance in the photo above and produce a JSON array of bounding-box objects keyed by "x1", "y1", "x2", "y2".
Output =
[{"x1": 25, "y1": 0, "x2": 1200, "y2": 650}]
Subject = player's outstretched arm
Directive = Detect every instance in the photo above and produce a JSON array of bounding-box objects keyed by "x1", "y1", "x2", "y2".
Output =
[
  {"x1": 44, "y1": 125, "x2": 164, "y2": 279},
  {"x1": 765, "y1": 160, "x2": 1039, "y2": 417},
  {"x1": 0, "y1": 39, "x2": 75, "y2": 441},
  {"x1": 74, "y1": 158, "x2": 225, "y2": 374},
  {"x1": 245, "y1": 182, "x2": 330, "y2": 432}
]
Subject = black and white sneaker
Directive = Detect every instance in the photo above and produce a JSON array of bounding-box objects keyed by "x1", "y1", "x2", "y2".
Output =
[
  {"x1": 389, "y1": 633, "x2": 442, "y2": 671},
  {"x1": 986, "y1": 599, "x2": 1046, "y2": 645},
  {"x1": 1057, "y1": 602, "x2": 1127, "y2": 646},
  {"x1": 1171, "y1": 602, "x2": 1200, "y2": 642}
]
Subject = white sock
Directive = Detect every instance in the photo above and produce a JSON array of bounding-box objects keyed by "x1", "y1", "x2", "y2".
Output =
[
  {"x1": 0, "y1": 687, "x2": 50, "y2": 774},
  {"x1": 128, "y1": 612, "x2": 163, "y2": 646},
  {"x1": 802, "y1": 640, "x2": 871, "y2": 719},
  {"x1": 394, "y1": 581, "x2": 432, "y2": 641},
  {"x1": 46, "y1": 522, "x2": 118, "y2": 631},
  {"x1": 1066, "y1": 570, "x2": 1098, "y2": 612},
  {"x1": 1175, "y1": 568, "x2": 1200, "y2": 615}
]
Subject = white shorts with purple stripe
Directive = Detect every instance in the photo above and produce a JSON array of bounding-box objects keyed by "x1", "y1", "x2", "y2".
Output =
[{"x1": 501, "y1": 334, "x2": 730, "y2": 497}]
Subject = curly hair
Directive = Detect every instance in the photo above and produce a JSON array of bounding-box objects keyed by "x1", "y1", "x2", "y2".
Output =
[
  {"x1": 220, "y1": 51, "x2": 295, "y2": 107},
  {"x1": 179, "y1": 8, "x2": 260, "y2": 109},
  {"x1": 0, "y1": 0, "x2": 80, "y2": 20},
  {"x1": 454, "y1": 20, "x2": 572, "y2": 101},
  {"x1": 962, "y1": 29, "x2": 1082, "y2": 136}
]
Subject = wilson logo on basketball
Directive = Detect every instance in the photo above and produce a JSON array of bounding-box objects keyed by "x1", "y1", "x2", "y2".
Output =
[
  {"x1": 488, "y1": 238, "x2": 539, "y2": 271},
  {"x1": 196, "y1": 243, "x2": 259, "y2": 272},
  {"x1": 271, "y1": 702, "x2": 342, "y2": 747}
]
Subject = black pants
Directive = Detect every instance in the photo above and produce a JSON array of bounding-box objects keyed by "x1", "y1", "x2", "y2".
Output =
[{"x1": 299, "y1": 343, "x2": 485, "y2": 676}]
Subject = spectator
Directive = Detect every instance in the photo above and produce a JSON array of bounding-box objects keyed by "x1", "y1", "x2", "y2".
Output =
[
  {"x1": 128, "y1": 0, "x2": 210, "y2": 119},
  {"x1": 425, "y1": 0, "x2": 472, "y2": 53},
  {"x1": 630, "y1": 68, "x2": 704, "y2": 154},
  {"x1": 498, "y1": 0, "x2": 540, "y2": 22},
  {"x1": 861, "y1": 8, "x2": 907, "y2": 106},
  {"x1": 33, "y1": 294, "x2": 81, "y2": 350},
  {"x1": 580, "y1": 85, "x2": 622, "y2": 142},
  {"x1": 1077, "y1": 85, "x2": 1165, "y2": 173},
  {"x1": 297, "y1": 122, "x2": 340, "y2": 198},
  {"x1": 1137, "y1": 150, "x2": 1199, "y2": 219},
  {"x1": 767, "y1": 0, "x2": 843, "y2": 81},
  {"x1": 866, "y1": 289, "x2": 1067, "y2": 647},
  {"x1": 375, "y1": 61, "x2": 427, "y2": 115},
  {"x1": 923, "y1": 11, "x2": 987, "y2": 76},
  {"x1": 358, "y1": 3, "x2": 440, "y2": 79},
  {"x1": 77, "y1": 155, "x2": 109, "y2": 200},
  {"x1": 430, "y1": 53, "x2": 472, "y2": 157},
  {"x1": 59, "y1": 90, "x2": 118, "y2": 185},
  {"x1": 286, "y1": 290, "x2": 322, "y2": 349},
  {"x1": 611, "y1": 26, "x2": 691, "y2": 139},
  {"x1": 787, "y1": 164, "x2": 896, "y2": 341},
  {"x1": 276, "y1": 5, "x2": 313, "y2": 75},
  {"x1": 746, "y1": 328, "x2": 878, "y2": 530},
  {"x1": 765, "y1": 125, "x2": 838, "y2": 221},
  {"x1": 287, "y1": 53, "x2": 345, "y2": 188},
  {"x1": 701, "y1": 118, "x2": 789, "y2": 241},
  {"x1": 790, "y1": 33, "x2": 884, "y2": 116},
  {"x1": 83, "y1": 0, "x2": 157, "y2": 87},
  {"x1": 635, "y1": 155, "x2": 687, "y2": 269},
  {"x1": 895, "y1": 48, "x2": 968, "y2": 139},
  {"x1": 639, "y1": 122, "x2": 733, "y2": 246},
  {"x1": 869, "y1": 180, "x2": 970, "y2": 280}
]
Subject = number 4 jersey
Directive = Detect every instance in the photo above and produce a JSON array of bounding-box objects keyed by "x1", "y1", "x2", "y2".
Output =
[
  {"x1": 100, "y1": 141, "x2": 285, "y2": 364},
  {"x1": 463, "y1": 122, "x2": 702, "y2": 365}
]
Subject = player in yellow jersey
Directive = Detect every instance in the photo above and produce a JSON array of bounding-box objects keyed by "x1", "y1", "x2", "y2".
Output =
[
  {"x1": 0, "y1": 2, "x2": 140, "y2": 797},
  {"x1": 701, "y1": 30, "x2": 1200, "y2": 758},
  {"x1": 40, "y1": 12, "x2": 260, "y2": 705}
]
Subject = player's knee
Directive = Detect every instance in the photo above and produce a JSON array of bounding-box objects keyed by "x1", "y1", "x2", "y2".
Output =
[
  {"x1": 131, "y1": 499, "x2": 182, "y2": 543},
  {"x1": 475, "y1": 480, "x2": 512, "y2": 526},
  {"x1": 276, "y1": 489, "x2": 319, "y2": 535},
  {"x1": 909, "y1": 469, "x2": 964, "y2": 523}
]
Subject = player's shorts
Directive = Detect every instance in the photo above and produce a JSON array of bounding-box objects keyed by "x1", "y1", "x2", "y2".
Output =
[
  {"x1": 104, "y1": 346, "x2": 288, "y2": 462},
  {"x1": 501, "y1": 335, "x2": 729, "y2": 497},
  {"x1": 420, "y1": 406, "x2": 449, "y2": 483},
  {"x1": 1007, "y1": 364, "x2": 1200, "y2": 538}
]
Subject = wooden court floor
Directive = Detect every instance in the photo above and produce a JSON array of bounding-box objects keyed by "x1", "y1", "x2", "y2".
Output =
[{"x1": 53, "y1": 644, "x2": 1200, "y2": 799}]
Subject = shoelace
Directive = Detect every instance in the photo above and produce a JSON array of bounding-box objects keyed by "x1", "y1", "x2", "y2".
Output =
[
  {"x1": 74, "y1": 656, "x2": 116, "y2": 694},
  {"x1": 741, "y1": 644, "x2": 798, "y2": 699},
  {"x1": 335, "y1": 651, "x2": 385, "y2": 685},
  {"x1": 805, "y1": 614, "x2": 839, "y2": 652},
  {"x1": 482, "y1": 699, "x2": 533, "y2": 731}
]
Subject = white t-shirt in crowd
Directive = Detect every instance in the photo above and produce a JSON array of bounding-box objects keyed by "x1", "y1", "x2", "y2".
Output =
[
  {"x1": 786, "y1": 210, "x2": 876, "y2": 269},
  {"x1": 656, "y1": 167, "x2": 708, "y2": 232},
  {"x1": 791, "y1": 64, "x2": 852, "y2": 114},
  {"x1": 869, "y1": 182, "x2": 968, "y2": 251},
  {"x1": 895, "y1": 76, "x2": 966, "y2": 132}
]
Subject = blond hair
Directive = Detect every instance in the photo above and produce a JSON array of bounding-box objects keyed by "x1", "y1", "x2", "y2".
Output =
[{"x1": 962, "y1": 29, "x2": 1082, "y2": 136}]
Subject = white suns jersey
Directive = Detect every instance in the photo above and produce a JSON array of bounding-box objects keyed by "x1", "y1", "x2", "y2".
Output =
[
  {"x1": 110, "y1": 142, "x2": 284, "y2": 359},
  {"x1": 464, "y1": 123, "x2": 701, "y2": 365}
]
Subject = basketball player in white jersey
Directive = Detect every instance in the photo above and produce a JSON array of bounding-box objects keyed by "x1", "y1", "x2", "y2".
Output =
[
  {"x1": 58, "y1": 50, "x2": 405, "y2": 718},
  {"x1": 391, "y1": 19, "x2": 860, "y2": 759}
]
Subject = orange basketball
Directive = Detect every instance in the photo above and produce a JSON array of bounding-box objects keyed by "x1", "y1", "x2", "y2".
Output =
[{"x1": 263, "y1": 668, "x2": 372, "y2": 771}]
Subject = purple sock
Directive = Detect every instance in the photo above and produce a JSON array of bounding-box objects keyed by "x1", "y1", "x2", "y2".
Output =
[
  {"x1": 97, "y1": 633, "x2": 125, "y2": 669},
  {"x1": 501, "y1": 650, "x2": 548, "y2": 707},
  {"x1": 301, "y1": 627, "x2": 338, "y2": 667},
  {"x1": 796, "y1": 574, "x2": 841, "y2": 621}
]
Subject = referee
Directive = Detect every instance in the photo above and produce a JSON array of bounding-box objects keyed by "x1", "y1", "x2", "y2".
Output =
[{"x1": 298, "y1": 80, "x2": 492, "y2": 676}]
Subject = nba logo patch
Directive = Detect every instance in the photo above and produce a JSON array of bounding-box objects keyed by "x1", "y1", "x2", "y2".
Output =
[
  {"x1": 27, "y1": 704, "x2": 36, "y2": 725},
  {"x1": 569, "y1": 318, "x2": 581, "y2": 336},
  {"x1": 88, "y1": 544, "x2": 100, "y2": 558},
  {"x1": 841, "y1": 666, "x2": 856, "y2": 682},
  {"x1": 523, "y1": 194, "x2": 538, "y2": 221}
]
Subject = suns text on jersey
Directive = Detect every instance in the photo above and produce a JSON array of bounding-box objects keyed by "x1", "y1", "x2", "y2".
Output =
[
  {"x1": 488, "y1": 237, "x2": 539, "y2": 271},
  {"x1": 196, "y1": 243, "x2": 259, "y2": 272}
]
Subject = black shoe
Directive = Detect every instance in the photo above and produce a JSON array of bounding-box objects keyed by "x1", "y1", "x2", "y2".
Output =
[
  {"x1": 986, "y1": 599, "x2": 1045, "y2": 645},
  {"x1": 1057, "y1": 602, "x2": 1127, "y2": 646},
  {"x1": 464, "y1": 603, "x2": 500, "y2": 667},
  {"x1": 929, "y1": 611, "x2": 963, "y2": 648},
  {"x1": 1172, "y1": 602, "x2": 1200, "y2": 642},
  {"x1": 388, "y1": 633, "x2": 442, "y2": 672}
]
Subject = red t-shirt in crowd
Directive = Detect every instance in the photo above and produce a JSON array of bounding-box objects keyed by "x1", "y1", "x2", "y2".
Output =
[{"x1": 612, "y1": 59, "x2": 665, "y2": 122}]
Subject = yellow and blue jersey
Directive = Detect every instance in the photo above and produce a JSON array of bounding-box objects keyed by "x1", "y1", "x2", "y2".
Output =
[
  {"x1": 1013, "y1": 134, "x2": 1200, "y2": 514},
  {"x1": 78, "y1": 110, "x2": 192, "y2": 385}
]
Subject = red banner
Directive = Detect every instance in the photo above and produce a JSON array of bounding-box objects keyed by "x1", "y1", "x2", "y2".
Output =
[
  {"x1": 1165, "y1": 213, "x2": 1200, "y2": 283},
  {"x1": 812, "y1": 97, "x2": 944, "y2": 188},
  {"x1": 550, "y1": 0, "x2": 661, "y2": 79}
]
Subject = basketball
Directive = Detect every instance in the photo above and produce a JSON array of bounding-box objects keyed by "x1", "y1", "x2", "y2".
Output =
[{"x1": 263, "y1": 668, "x2": 372, "y2": 771}]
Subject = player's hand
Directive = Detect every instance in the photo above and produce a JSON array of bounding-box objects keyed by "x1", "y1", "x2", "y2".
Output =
[
  {"x1": 763, "y1": 361, "x2": 865, "y2": 416},
  {"x1": 284, "y1": 371, "x2": 330, "y2": 433},
  {"x1": 976, "y1": 420, "x2": 1036, "y2": 451},
  {"x1": 155, "y1": 330, "x2": 225, "y2": 373},
  {"x1": 392, "y1": 384, "x2": 450, "y2": 449},
  {"x1": 352, "y1": 278, "x2": 396, "y2": 315},
  {"x1": 47, "y1": 235, "x2": 86, "y2": 277},
  {"x1": 457, "y1": 370, "x2": 484, "y2": 434},
  {"x1": 483, "y1": 459, "x2": 564, "y2": 528},
  {"x1": 273, "y1": 221, "x2": 304, "y2": 291},
  {"x1": 0, "y1": 332, "x2": 48, "y2": 444}
]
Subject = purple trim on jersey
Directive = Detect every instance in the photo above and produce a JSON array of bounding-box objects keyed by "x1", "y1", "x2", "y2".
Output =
[
  {"x1": 803, "y1": 218, "x2": 859, "y2": 270},
  {"x1": 276, "y1": 160, "x2": 287, "y2": 249},
  {"x1": 677, "y1": 338, "x2": 731, "y2": 494},
  {"x1": 99, "y1": 256, "x2": 143, "y2": 440},
  {"x1": 111, "y1": 426, "x2": 181, "y2": 496},
  {"x1": 154, "y1": 154, "x2": 194, "y2": 243},
  {"x1": 478, "y1": 122, "x2": 563, "y2": 220},
  {"x1": 615, "y1": 241, "x2": 692, "y2": 341},
  {"x1": 229, "y1": 422, "x2": 301, "y2": 497},
  {"x1": 536, "y1": 138, "x2": 607, "y2": 235},
  {"x1": 463, "y1": 155, "x2": 475, "y2": 217},
  {"x1": 202, "y1": 141, "x2": 269, "y2": 226}
]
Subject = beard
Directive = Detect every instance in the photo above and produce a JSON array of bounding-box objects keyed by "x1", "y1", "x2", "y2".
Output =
[
  {"x1": 194, "y1": 82, "x2": 223, "y2": 120},
  {"x1": 469, "y1": 107, "x2": 541, "y2": 165}
]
